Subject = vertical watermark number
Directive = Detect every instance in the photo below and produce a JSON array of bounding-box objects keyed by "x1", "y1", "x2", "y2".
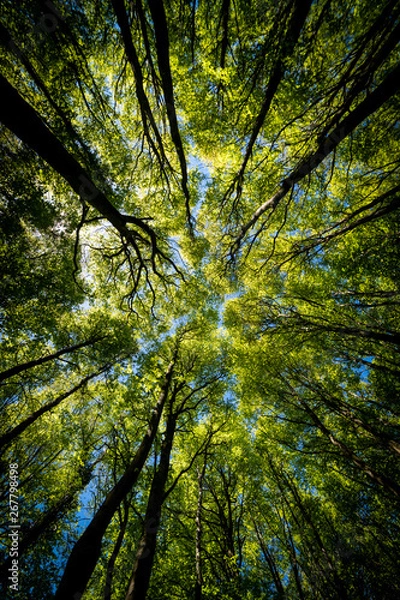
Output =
[{"x1": 8, "y1": 462, "x2": 19, "y2": 592}]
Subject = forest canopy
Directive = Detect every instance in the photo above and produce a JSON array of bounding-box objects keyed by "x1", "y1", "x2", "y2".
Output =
[{"x1": 0, "y1": 0, "x2": 400, "y2": 598}]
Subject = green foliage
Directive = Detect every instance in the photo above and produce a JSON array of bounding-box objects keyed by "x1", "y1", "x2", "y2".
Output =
[{"x1": 1, "y1": 0, "x2": 400, "y2": 598}]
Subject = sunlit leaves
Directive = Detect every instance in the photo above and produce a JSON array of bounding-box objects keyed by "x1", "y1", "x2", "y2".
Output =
[{"x1": 1, "y1": 0, "x2": 400, "y2": 598}]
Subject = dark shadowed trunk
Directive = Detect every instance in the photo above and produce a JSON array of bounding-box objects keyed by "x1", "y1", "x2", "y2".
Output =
[
  {"x1": 54, "y1": 357, "x2": 176, "y2": 600},
  {"x1": 147, "y1": 0, "x2": 191, "y2": 225},
  {"x1": 233, "y1": 61, "x2": 400, "y2": 253},
  {"x1": 0, "y1": 73, "x2": 159, "y2": 251},
  {"x1": 0, "y1": 366, "x2": 108, "y2": 451},
  {"x1": 195, "y1": 459, "x2": 207, "y2": 600},
  {"x1": 0, "y1": 337, "x2": 102, "y2": 383},
  {"x1": 297, "y1": 396, "x2": 400, "y2": 498},
  {"x1": 0, "y1": 465, "x2": 93, "y2": 590},
  {"x1": 125, "y1": 400, "x2": 178, "y2": 600},
  {"x1": 253, "y1": 518, "x2": 285, "y2": 598},
  {"x1": 103, "y1": 501, "x2": 129, "y2": 600}
]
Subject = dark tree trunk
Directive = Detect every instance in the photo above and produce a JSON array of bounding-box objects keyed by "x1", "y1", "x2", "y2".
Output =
[
  {"x1": 0, "y1": 74, "x2": 157, "y2": 248},
  {"x1": 54, "y1": 358, "x2": 176, "y2": 600},
  {"x1": 219, "y1": 0, "x2": 230, "y2": 70},
  {"x1": 233, "y1": 61, "x2": 400, "y2": 252},
  {"x1": 110, "y1": 0, "x2": 167, "y2": 168},
  {"x1": 0, "y1": 337, "x2": 102, "y2": 383},
  {"x1": 294, "y1": 372, "x2": 400, "y2": 457},
  {"x1": 298, "y1": 396, "x2": 400, "y2": 498},
  {"x1": 0, "y1": 366, "x2": 108, "y2": 451},
  {"x1": 125, "y1": 402, "x2": 178, "y2": 600},
  {"x1": 195, "y1": 460, "x2": 207, "y2": 600},
  {"x1": 253, "y1": 519, "x2": 285, "y2": 598},
  {"x1": 234, "y1": 0, "x2": 313, "y2": 185},
  {"x1": 282, "y1": 511, "x2": 306, "y2": 600},
  {"x1": 0, "y1": 466, "x2": 92, "y2": 589},
  {"x1": 284, "y1": 472, "x2": 348, "y2": 600},
  {"x1": 103, "y1": 502, "x2": 129, "y2": 600},
  {"x1": 147, "y1": 0, "x2": 191, "y2": 224}
]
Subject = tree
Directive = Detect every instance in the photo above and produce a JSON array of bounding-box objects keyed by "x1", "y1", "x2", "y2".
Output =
[
  {"x1": 1, "y1": 1, "x2": 400, "y2": 598},
  {"x1": 54, "y1": 347, "x2": 177, "y2": 600}
]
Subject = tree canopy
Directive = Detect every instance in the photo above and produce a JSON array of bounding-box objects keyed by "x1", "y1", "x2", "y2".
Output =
[{"x1": 0, "y1": 0, "x2": 399, "y2": 598}]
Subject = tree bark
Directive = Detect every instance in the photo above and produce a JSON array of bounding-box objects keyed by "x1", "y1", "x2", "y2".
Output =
[
  {"x1": 282, "y1": 510, "x2": 306, "y2": 600},
  {"x1": 0, "y1": 74, "x2": 158, "y2": 249},
  {"x1": 0, "y1": 366, "x2": 108, "y2": 451},
  {"x1": 147, "y1": 0, "x2": 191, "y2": 225},
  {"x1": 110, "y1": 0, "x2": 167, "y2": 168},
  {"x1": 125, "y1": 402, "x2": 178, "y2": 600},
  {"x1": 284, "y1": 472, "x2": 348, "y2": 599},
  {"x1": 54, "y1": 358, "x2": 176, "y2": 600},
  {"x1": 103, "y1": 502, "x2": 129, "y2": 600},
  {"x1": 195, "y1": 460, "x2": 207, "y2": 600},
  {"x1": 232, "y1": 0, "x2": 313, "y2": 192},
  {"x1": 253, "y1": 519, "x2": 285, "y2": 598},
  {"x1": 298, "y1": 396, "x2": 400, "y2": 498},
  {"x1": 0, "y1": 466, "x2": 93, "y2": 588},
  {"x1": 233, "y1": 61, "x2": 400, "y2": 254},
  {"x1": 0, "y1": 337, "x2": 102, "y2": 383},
  {"x1": 294, "y1": 373, "x2": 400, "y2": 457}
]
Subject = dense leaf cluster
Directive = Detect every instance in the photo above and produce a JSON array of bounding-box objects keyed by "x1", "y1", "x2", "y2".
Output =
[{"x1": 0, "y1": 0, "x2": 399, "y2": 598}]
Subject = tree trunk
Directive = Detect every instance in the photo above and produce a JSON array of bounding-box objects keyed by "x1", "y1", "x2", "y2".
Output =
[
  {"x1": 110, "y1": 0, "x2": 167, "y2": 167},
  {"x1": 103, "y1": 502, "x2": 129, "y2": 600},
  {"x1": 195, "y1": 460, "x2": 207, "y2": 600},
  {"x1": 0, "y1": 337, "x2": 102, "y2": 383},
  {"x1": 282, "y1": 509, "x2": 306, "y2": 600},
  {"x1": 298, "y1": 396, "x2": 400, "y2": 498},
  {"x1": 0, "y1": 466, "x2": 92, "y2": 588},
  {"x1": 296, "y1": 373, "x2": 400, "y2": 457},
  {"x1": 233, "y1": 61, "x2": 400, "y2": 252},
  {"x1": 253, "y1": 519, "x2": 285, "y2": 598},
  {"x1": 147, "y1": 0, "x2": 191, "y2": 224},
  {"x1": 0, "y1": 74, "x2": 156, "y2": 248},
  {"x1": 54, "y1": 358, "x2": 176, "y2": 600},
  {"x1": 234, "y1": 0, "x2": 313, "y2": 184},
  {"x1": 284, "y1": 472, "x2": 348, "y2": 599},
  {"x1": 125, "y1": 402, "x2": 178, "y2": 600},
  {"x1": 0, "y1": 366, "x2": 108, "y2": 451}
]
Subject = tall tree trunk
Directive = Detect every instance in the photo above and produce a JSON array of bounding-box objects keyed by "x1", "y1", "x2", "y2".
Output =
[
  {"x1": 252, "y1": 518, "x2": 285, "y2": 598},
  {"x1": 195, "y1": 460, "x2": 207, "y2": 600},
  {"x1": 110, "y1": 0, "x2": 168, "y2": 169},
  {"x1": 232, "y1": 0, "x2": 313, "y2": 189},
  {"x1": 147, "y1": 0, "x2": 191, "y2": 225},
  {"x1": 0, "y1": 366, "x2": 108, "y2": 451},
  {"x1": 125, "y1": 402, "x2": 178, "y2": 600},
  {"x1": 54, "y1": 358, "x2": 176, "y2": 600},
  {"x1": 0, "y1": 466, "x2": 93, "y2": 588},
  {"x1": 283, "y1": 472, "x2": 348, "y2": 600},
  {"x1": 298, "y1": 396, "x2": 400, "y2": 498},
  {"x1": 295, "y1": 372, "x2": 400, "y2": 457},
  {"x1": 0, "y1": 74, "x2": 157, "y2": 250},
  {"x1": 0, "y1": 336, "x2": 102, "y2": 383},
  {"x1": 281, "y1": 508, "x2": 306, "y2": 600},
  {"x1": 268, "y1": 455, "x2": 343, "y2": 597},
  {"x1": 233, "y1": 61, "x2": 400, "y2": 253},
  {"x1": 103, "y1": 502, "x2": 129, "y2": 600}
]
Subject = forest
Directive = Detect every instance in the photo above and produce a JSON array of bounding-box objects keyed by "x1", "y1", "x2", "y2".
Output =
[{"x1": 0, "y1": 0, "x2": 400, "y2": 598}]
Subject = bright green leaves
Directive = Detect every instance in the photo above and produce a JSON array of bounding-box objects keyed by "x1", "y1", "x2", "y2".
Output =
[{"x1": 1, "y1": 0, "x2": 400, "y2": 598}]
